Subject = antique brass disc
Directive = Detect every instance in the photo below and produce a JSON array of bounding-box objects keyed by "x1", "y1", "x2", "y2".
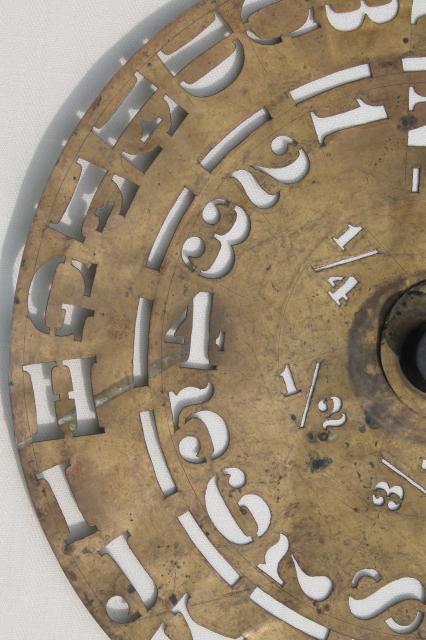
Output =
[{"x1": 10, "y1": 1, "x2": 426, "y2": 638}]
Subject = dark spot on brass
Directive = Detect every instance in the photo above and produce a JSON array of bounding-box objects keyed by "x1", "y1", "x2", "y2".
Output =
[
  {"x1": 364, "y1": 412, "x2": 380, "y2": 429},
  {"x1": 399, "y1": 115, "x2": 417, "y2": 131},
  {"x1": 308, "y1": 451, "x2": 332, "y2": 472}
]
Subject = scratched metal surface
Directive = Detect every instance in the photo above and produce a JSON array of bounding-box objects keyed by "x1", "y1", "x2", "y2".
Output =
[{"x1": 9, "y1": 1, "x2": 426, "y2": 639}]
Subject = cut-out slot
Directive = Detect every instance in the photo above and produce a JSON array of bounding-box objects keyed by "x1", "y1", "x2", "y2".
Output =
[
  {"x1": 146, "y1": 187, "x2": 195, "y2": 271},
  {"x1": 250, "y1": 588, "x2": 330, "y2": 640},
  {"x1": 157, "y1": 10, "x2": 244, "y2": 96},
  {"x1": 55, "y1": 304, "x2": 94, "y2": 341},
  {"x1": 71, "y1": 260, "x2": 97, "y2": 296},
  {"x1": 179, "y1": 409, "x2": 230, "y2": 464},
  {"x1": 349, "y1": 576, "x2": 426, "y2": 630},
  {"x1": 292, "y1": 555, "x2": 333, "y2": 601},
  {"x1": 111, "y1": 176, "x2": 139, "y2": 217},
  {"x1": 205, "y1": 468, "x2": 271, "y2": 545},
  {"x1": 122, "y1": 147, "x2": 163, "y2": 174},
  {"x1": 253, "y1": 136, "x2": 310, "y2": 184},
  {"x1": 386, "y1": 612, "x2": 424, "y2": 635},
  {"x1": 311, "y1": 98, "x2": 388, "y2": 145},
  {"x1": 49, "y1": 159, "x2": 106, "y2": 242},
  {"x1": 165, "y1": 307, "x2": 187, "y2": 345},
  {"x1": 61, "y1": 357, "x2": 104, "y2": 437},
  {"x1": 28, "y1": 256, "x2": 65, "y2": 335},
  {"x1": 403, "y1": 56, "x2": 426, "y2": 72},
  {"x1": 241, "y1": 0, "x2": 282, "y2": 22},
  {"x1": 412, "y1": 0, "x2": 426, "y2": 24},
  {"x1": 166, "y1": 292, "x2": 222, "y2": 369},
  {"x1": 37, "y1": 462, "x2": 97, "y2": 545},
  {"x1": 151, "y1": 624, "x2": 170, "y2": 640},
  {"x1": 28, "y1": 256, "x2": 97, "y2": 341},
  {"x1": 121, "y1": 94, "x2": 187, "y2": 174},
  {"x1": 119, "y1": 94, "x2": 187, "y2": 175},
  {"x1": 157, "y1": 8, "x2": 245, "y2": 97},
  {"x1": 49, "y1": 158, "x2": 139, "y2": 241},
  {"x1": 180, "y1": 42, "x2": 245, "y2": 98},
  {"x1": 172, "y1": 593, "x2": 244, "y2": 640},
  {"x1": 140, "y1": 410, "x2": 177, "y2": 497},
  {"x1": 241, "y1": 0, "x2": 283, "y2": 45},
  {"x1": 291, "y1": 8, "x2": 319, "y2": 37},
  {"x1": 100, "y1": 532, "x2": 157, "y2": 610},
  {"x1": 409, "y1": 86, "x2": 426, "y2": 111},
  {"x1": 232, "y1": 135, "x2": 310, "y2": 209},
  {"x1": 181, "y1": 292, "x2": 214, "y2": 369},
  {"x1": 182, "y1": 201, "x2": 251, "y2": 280},
  {"x1": 257, "y1": 533, "x2": 289, "y2": 585},
  {"x1": 23, "y1": 361, "x2": 60, "y2": 441},
  {"x1": 133, "y1": 297, "x2": 153, "y2": 388},
  {"x1": 200, "y1": 107, "x2": 271, "y2": 172},
  {"x1": 93, "y1": 72, "x2": 157, "y2": 147},
  {"x1": 245, "y1": 29, "x2": 281, "y2": 45},
  {"x1": 412, "y1": 167, "x2": 421, "y2": 192},
  {"x1": 232, "y1": 169, "x2": 279, "y2": 209},
  {"x1": 158, "y1": 12, "x2": 232, "y2": 77},
  {"x1": 169, "y1": 382, "x2": 214, "y2": 428},
  {"x1": 178, "y1": 511, "x2": 240, "y2": 586},
  {"x1": 24, "y1": 357, "x2": 103, "y2": 442},
  {"x1": 106, "y1": 595, "x2": 139, "y2": 624},
  {"x1": 332, "y1": 223, "x2": 363, "y2": 250},
  {"x1": 325, "y1": 0, "x2": 398, "y2": 32},
  {"x1": 290, "y1": 64, "x2": 371, "y2": 104},
  {"x1": 164, "y1": 95, "x2": 188, "y2": 135},
  {"x1": 409, "y1": 126, "x2": 426, "y2": 146}
]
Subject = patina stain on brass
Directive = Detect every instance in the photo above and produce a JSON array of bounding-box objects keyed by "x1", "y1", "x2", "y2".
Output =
[{"x1": 9, "y1": 1, "x2": 426, "y2": 638}]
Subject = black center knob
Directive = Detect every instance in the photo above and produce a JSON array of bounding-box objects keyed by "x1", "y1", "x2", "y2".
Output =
[{"x1": 400, "y1": 322, "x2": 426, "y2": 392}]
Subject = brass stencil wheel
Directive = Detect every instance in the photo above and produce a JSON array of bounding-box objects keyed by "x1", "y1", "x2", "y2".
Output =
[{"x1": 10, "y1": 1, "x2": 426, "y2": 638}]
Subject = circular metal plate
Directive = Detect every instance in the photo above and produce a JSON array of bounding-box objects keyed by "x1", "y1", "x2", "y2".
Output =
[{"x1": 10, "y1": 1, "x2": 426, "y2": 638}]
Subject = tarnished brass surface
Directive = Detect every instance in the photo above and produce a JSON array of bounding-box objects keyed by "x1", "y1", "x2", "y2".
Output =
[{"x1": 9, "y1": 1, "x2": 426, "y2": 638}]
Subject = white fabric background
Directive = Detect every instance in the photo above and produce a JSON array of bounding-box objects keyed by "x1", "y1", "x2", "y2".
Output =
[{"x1": 0, "y1": 1, "x2": 200, "y2": 637}]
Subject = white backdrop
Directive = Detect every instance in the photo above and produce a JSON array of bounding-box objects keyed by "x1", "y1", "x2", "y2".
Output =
[{"x1": 0, "y1": 1, "x2": 200, "y2": 637}]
